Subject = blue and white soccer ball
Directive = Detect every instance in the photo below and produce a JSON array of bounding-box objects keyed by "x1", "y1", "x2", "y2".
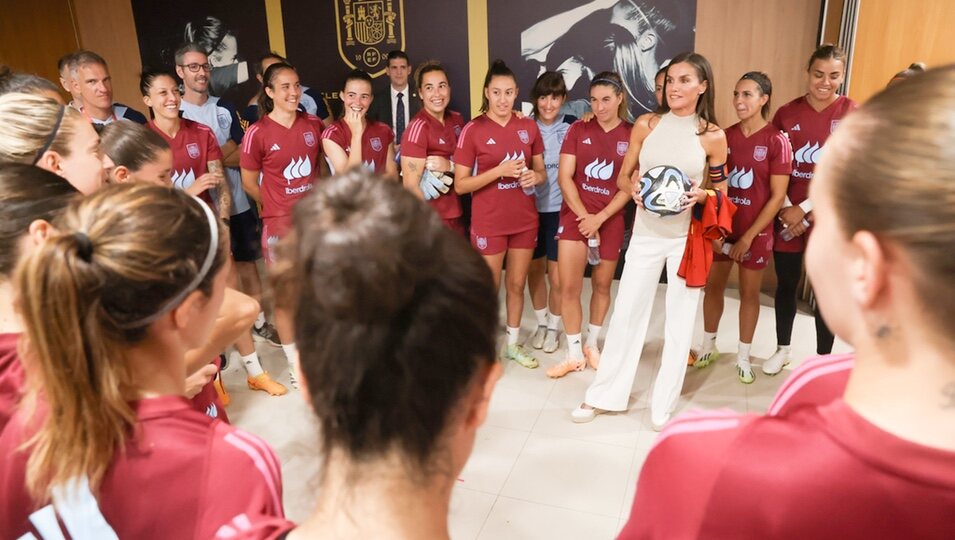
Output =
[{"x1": 639, "y1": 165, "x2": 692, "y2": 216}]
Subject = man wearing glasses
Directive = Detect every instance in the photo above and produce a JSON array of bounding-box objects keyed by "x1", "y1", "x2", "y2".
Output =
[
  {"x1": 175, "y1": 42, "x2": 286, "y2": 394},
  {"x1": 65, "y1": 50, "x2": 148, "y2": 126}
]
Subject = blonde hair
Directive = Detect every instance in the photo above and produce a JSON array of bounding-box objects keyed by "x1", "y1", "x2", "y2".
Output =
[
  {"x1": 15, "y1": 183, "x2": 227, "y2": 500},
  {"x1": 0, "y1": 93, "x2": 83, "y2": 164},
  {"x1": 823, "y1": 64, "x2": 955, "y2": 330}
]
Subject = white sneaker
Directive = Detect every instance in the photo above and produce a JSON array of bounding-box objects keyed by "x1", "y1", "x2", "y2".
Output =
[
  {"x1": 542, "y1": 329, "x2": 560, "y2": 353},
  {"x1": 530, "y1": 325, "x2": 547, "y2": 349},
  {"x1": 762, "y1": 348, "x2": 791, "y2": 376},
  {"x1": 650, "y1": 408, "x2": 672, "y2": 431},
  {"x1": 571, "y1": 404, "x2": 599, "y2": 423}
]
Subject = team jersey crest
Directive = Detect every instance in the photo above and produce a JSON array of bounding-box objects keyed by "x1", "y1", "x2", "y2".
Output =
[
  {"x1": 830, "y1": 120, "x2": 841, "y2": 133},
  {"x1": 517, "y1": 129, "x2": 529, "y2": 144},
  {"x1": 304, "y1": 131, "x2": 316, "y2": 147},
  {"x1": 186, "y1": 143, "x2": 200, "y2": 159},
  {"x1": 217, "y1": 111, "x2": 231, "y2": 130},
  {"x1": 476, "y1": 236, "x2": 488, "y2": 250},
  {"x1": 370, "y1": 136, "x2": 383, "y2": 152},
  {"x1": 753, "y1": 145, "x2": 768, "y2": 162},
  {"x1": 616, "y1": 141, "x2": 629, "y2": 156}
]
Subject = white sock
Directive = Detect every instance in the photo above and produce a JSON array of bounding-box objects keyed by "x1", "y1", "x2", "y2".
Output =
[
  {"x1": 242, "y1": 352, "x2": 264, "y2": 377},
  {"x1": 282, "y1": 342, "x2": 298, "y2": 368},
  {"x1": 701, "y1": 331, "x2": 717, "y2": 354},
  {"x1": 586, "y1": 324, "x2": 601, "y2": 348},
  {"x1": 506, "y1": 326, "x2": 520, "y2": 346},
  {"x1": 534, "y1": 308, "x2": 548, "y2": 326},
  {"x1": 567, "y1": 333, "x2": 583, "y2": 359},
  {"x1": 777, "y1": 344, "x2": 792, "y2": 355},
  {"x1": 254, "y1": 311, "x2": 266, "y2": 330},
  {"x1": 547, "y1": 314, "x2": 561, "y2": 331},
  {"x1": 737, "y1": 342, "x2": 752, "y2": 364}
]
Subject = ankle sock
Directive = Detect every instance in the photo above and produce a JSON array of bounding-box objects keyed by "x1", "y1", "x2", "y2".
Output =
[
  {"x1": 586, "y1": 324, "x2": 601, "y2": 348},
  {"x1": 242, "y1": 352, "x2": 264, "y2": 377},
  {"x1": 567, "y1": 333, "x2": 583, "y2": 359},
  {"x1": 506, "y1": 326, "x2": 520, "y2": 346}
]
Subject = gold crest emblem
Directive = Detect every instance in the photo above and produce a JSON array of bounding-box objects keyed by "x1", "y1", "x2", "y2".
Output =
[{"x1": 336, "y1": 0, "x2": 404, "y2": 78}]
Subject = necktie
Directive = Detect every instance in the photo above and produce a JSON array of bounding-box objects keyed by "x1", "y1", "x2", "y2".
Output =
[{"x1": 395, "y1": 92, "x2": 406, "y2": 142}]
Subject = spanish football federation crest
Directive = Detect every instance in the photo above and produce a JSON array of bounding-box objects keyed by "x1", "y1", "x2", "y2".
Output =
[{"x1": 336, "y1": 0, "x2": 405, "y2": 78}]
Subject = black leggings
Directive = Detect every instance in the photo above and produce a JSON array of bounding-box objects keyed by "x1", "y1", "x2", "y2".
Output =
[{"x1": 773, "y1": 251, "x2": 835, "y2": 354}]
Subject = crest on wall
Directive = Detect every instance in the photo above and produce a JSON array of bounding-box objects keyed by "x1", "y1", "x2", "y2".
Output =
[{"x1": 335, "y1": 0, "x2": 405, "y2": 78}]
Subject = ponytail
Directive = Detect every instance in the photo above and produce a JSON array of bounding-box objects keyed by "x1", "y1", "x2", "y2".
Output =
[
  {"x1": 480, "y1": 59, "x2": 517, "y2": 114},
  {"x1": 16, "y1": 183, "x2": 226, "y2": 500},
  {"x1": 259, "y1": 62, "x2": 295, "y2": 114}
]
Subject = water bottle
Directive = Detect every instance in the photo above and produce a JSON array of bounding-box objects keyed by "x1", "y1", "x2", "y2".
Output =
[
  {"x1": 521, "y1": 166, "x2": 536, "y2": 195},
  {"x1": 587, "y1": 237, "x2": 601, "y2": 265},
  {"x1": 780, "y1": 218, "x2": 811, "y2": 242},
  {"x1": 721, "y1": 242, "x2": 751, "y2": 262}
]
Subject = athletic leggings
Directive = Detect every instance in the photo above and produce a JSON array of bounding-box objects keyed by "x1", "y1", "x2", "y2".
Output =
[{"x1": 774, "y1": 251, "x2": 835, "y2": 355}]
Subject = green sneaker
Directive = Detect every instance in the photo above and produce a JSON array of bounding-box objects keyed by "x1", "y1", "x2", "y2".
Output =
[
  {"x1": 503, "y1": 343, "x2": 539, "y2": 369},
  {"x1": 694, "y1": 346, "x2": 721, "y2": 368},
  {"x1": 737, "y1": 361, "x2": 755, "y2": 384}
]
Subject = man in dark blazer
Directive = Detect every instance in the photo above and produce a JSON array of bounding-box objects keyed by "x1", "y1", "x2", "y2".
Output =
[{"x1": 367, "y1": 50, "x2": 421, "y2": 147}]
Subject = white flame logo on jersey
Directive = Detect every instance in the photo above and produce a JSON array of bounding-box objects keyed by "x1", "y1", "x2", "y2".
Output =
[
  {"x1": 171, "y1": 168, "x2": 197, "y2": 189},
  {"x1": 499, "y1": 151, "x2": 526, "y2": 164},
  {"x1": 362, "y1": 160, "x2": 376, "y2": 173},
  {"x1": 794, "y1": 142, "x2": 823, "y2": 165},
  {"x1": 728, "y1": 167, "x2": 755, "y2": 190},
  {"x1": 584, "y1": 158, "x2": 615, "y2": 181},
  {"x1": 283, "y1": 156, "x2": 313, "y2": 183}
]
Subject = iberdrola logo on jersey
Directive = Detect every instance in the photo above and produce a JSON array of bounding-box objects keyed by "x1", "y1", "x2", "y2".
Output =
[
  {"x1": 171, "y1": 168, "x2": 196, "y2": 189},
  {"x1": 584, "y1": 158, "x2": 614, "y2": 181},
  {"x1": 283, "y1": 156, "x2": 313, "y2": 183},
  {"x1": 728, "y1": 167, "x2": 754, "y2": 189},
  {"x1": 794, "y1": 142, "x2": 823, "y2": 165}
]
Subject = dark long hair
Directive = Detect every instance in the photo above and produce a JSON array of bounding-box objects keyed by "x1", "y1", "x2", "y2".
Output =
[
  {"x1": 480, "y1": 60, "x2": 517, "y2": 114},
  {"x1": 258, "y1": 62, "x2": 296, "y2": 115},
  {"x1": 659, "y1": 52, "x2": 718, "y2": 134}
]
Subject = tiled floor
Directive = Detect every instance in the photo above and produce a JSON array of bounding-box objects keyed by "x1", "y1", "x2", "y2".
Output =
[{"x1": 221, "y1": 282, "x2": 850, "y2": 539}]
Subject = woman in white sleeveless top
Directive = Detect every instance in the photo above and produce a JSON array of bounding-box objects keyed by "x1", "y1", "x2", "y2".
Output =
[{"x1": 573, "y1": 52, "x2": 728, "y2": 429}]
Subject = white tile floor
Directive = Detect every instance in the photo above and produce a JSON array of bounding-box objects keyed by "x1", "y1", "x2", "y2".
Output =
[{"x1": 221, "y1": 281, "x2": 850, "y2": 539}]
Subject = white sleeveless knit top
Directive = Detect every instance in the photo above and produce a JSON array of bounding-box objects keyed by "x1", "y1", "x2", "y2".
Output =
[{"x1": 634, "y1": 112, "x2": 708, "y2": 238}]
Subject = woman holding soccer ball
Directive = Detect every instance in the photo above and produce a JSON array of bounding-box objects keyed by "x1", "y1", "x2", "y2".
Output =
[{"x1": 573, "y1": 52, "x2": 727, "y2": 429}]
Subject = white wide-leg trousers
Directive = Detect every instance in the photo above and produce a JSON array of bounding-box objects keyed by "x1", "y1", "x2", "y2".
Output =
[{"x1": 583, "y1": 234, "x2": 701, "y2": 417}]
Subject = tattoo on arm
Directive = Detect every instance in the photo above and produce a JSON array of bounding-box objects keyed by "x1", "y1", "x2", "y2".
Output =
[{"x1": 208, "y1": 160, "x2": 232, "y2": 219}]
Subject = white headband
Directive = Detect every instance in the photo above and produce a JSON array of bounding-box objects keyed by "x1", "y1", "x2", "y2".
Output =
[{"x1": 119, "y1": 196, "x2": 219, "y2": 329}]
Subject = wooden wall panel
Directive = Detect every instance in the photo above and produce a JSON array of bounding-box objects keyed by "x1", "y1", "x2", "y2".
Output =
[
  {"x1": 849, "y1": 0, "x2": 955, "y2": 103},
  {"x1": 70, "y1": 0, "x2": 145, "y2": 113},
  {"x1": 695, "y1": 0, "x2": 823, "y2": 131},
  {"x1": 0, "y1": 0, "x2": 78, "y2": 99}
]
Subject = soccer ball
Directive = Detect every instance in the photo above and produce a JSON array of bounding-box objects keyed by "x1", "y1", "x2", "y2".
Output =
[{"x1": 639, "y1": 165, "x2": 692, "y2": 216}]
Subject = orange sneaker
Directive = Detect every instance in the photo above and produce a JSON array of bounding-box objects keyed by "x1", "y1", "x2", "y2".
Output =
[
  {"x1": 247, "y1": 372, "x2": 288, "y2": 396},
  {"x1": 583, "y1": 345, "x2": 601, "y2": 370},
  {"x1": 213, "y1": 376, "x2": 230, "y2": 407},
  {"x1": 546, "y1": 357, "x2": 586, "y2": 378}
]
